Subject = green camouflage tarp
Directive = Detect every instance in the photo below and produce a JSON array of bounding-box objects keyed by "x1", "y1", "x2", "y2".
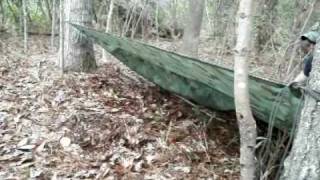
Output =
[{"x1": 72, "y1": 24, "x2": 303, "y2": 130}]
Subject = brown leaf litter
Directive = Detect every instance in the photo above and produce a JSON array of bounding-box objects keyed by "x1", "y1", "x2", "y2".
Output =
[{"x1": 0, "y1": 35, "x2": 240, "y2": 179}]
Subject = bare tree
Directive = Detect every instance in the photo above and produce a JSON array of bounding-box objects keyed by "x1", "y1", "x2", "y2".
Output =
[
  {"x1": 38, "y1": 0, "x2": 50, "y2": 21},
  {"x1": 155, "y1": 0, "x2": 160, "y2": 42},
  {"x1": 281, "y1": 34, "x2": 320, "y2": 180},
  {"x1": 44, "y1": 0, "x2": 52, "y2": 21},
  {"x1": 0, "y1": 0, "x2": 5, "y2": 26},
  {"x1": 51, "y1": 0, "x2": 57, "y2": 50},
  {"x1": 63, "y1": 0, "x2": 97, "y2": 72},
  {"x1": 255, "y1": 0, "x2": 278, "y2": 54},
  {"x1": 22, "y1": 0, "x2": 27, "y2": 53},
  {"x1": 59, "y1": 0, "x2": 64, "y2": 72},
  {"x1": 103, "y1": 0, "x2": 115, "y2": 61},
  {"x1": 234, "y1": 0, "x2": 256, "y2": 179},
  {"x1": 106, "y1": 0, "x2": 114, "y2": 34},
  {"x1": 168, "y1": 0, "x2": 179, "y2": 39},
  {"x1": 121, "y1": 1, "x2": 137, "y2": 37},
  {"x1": 180, "y1": 0, "x2": 205, "y2": 57},
  {"x1": 6, "y1": 0, "x2": 18, "y2": 26}
]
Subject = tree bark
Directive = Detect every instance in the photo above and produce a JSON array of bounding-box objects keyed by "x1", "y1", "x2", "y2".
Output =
[
  {"x1": 204, "y1": 0, "x2": 214, "y2": 35},
  {"x1": 103, "y1": 0, "x2": 114, "y2": 61},
  {"x1": 51, "y1": 0, "x2": 57, "y2": 50},
  {"x1": 6, "y1": 0, "x2": 18, "y2": 25},
  {"x1": 255, "y1": 0, "x2": 278, "y2": 54},
  {"x1": 281, "y1": 38, "x2": 320, "y2": 179},
  {"x1": 131, "y1": 3, "x2": 145, "y2": 39},
  {"x1": 155, "y1": 0, "x2": 159, "y2": 42},
  {"x1": 22, "y1": 0, "x2": 27, "y2": 53},
  {"x1": 59, "y1": 0, "x2": 64, "y2": 72},
  {"x1": 212, "y1": 0, "x2": 235, "y2": 39},
  {"x1": 180, "y1": 0, "x2": 205, "y2": 57},
  {"x1": 169, "y1": 0, "x2": 178, "y2": 39},
  {"x1": 0, "y1": 0, "x2": 5, "y2": 25},
  {"x1": 234, "y1": 0, "x2": 257, "y2": 179},
  {"x1": 44, "y1": 0, "x2": 52, "y2": 21},
  {"x1": 63, "y1": 0, "x2": 97, "y2": 72},
  {"x1": 38, "y1": 0, "x2": 50, "y2": 21},
  {"x1": 121, "y1": 2, "x2": 136, "y2": 37},
  {"x1": 105, "y1": 0, "x2": 114, "y2": 34}
]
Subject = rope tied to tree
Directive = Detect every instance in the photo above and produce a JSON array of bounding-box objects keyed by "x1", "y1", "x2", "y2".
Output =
[{"x1": 290, "y1": 83, "x2": 320, "y2": 101}]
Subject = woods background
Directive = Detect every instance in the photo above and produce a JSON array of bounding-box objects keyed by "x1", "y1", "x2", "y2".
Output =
[{"x1": 1, "y1": 0, "x2": 320, "y2": 79}]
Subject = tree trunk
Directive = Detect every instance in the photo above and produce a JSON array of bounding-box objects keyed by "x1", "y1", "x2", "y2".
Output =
[
  {"x1": 234, "y1": 0, "x2": 257, "y2": 179},
  {"x1": 44, "y1": 0, "x2": 52, "y2": 21},
  {"x1": 180, "y1": 0, "x2": 205, "y2": 57},
  {"x1": 51, "y1": 0, "x2": 57, "y2": 50},
  {"x1": 204, "y1": 0, "x2": 214, "y2": 35},
  {"x1": 0, "y1": 0, "x2": 5, "y2": 25},
  {"x1": 168, "y1": 0, "x2": 181, "y2": 40},
  {"x1": 22, "y1": 0, "x2": 27, "y2": 53},
  {"x1": 121, "y1": 2, "x2": 136, "y2": 37},
  {"x1": 38, "y1": 0, "x2": 50, "y2": 21},
  {"x1": 212, "y1": 0, "x2": 235, "y2": 39},
  {"x1": 106, "y1": 0, "x2": 114, "y2": 33},
  {"x1": 95, "y1": 0, "x2": 107, "y2": 28},
  {"x1": 131, "y1": 4, "x2": 145, "y2": 39},
  {"x1": 281, "y1": 39, "x2": 320, "y2": 179},
  {"x1": 63, "y1": 0, "x2": 97, "y2": 72},
  {"x1": 59, "y1": 0, "x2": 64, "y2": 72},
  {"x1": 155, "y1": 0, "x2": 159, "y2": 42},
  {"x1": 255, "y1": 0, "x2": 278, "y2": 54},
  {"x1": 6, "y1": 0, "x2": 18, "y2": 25},
  {"x1": 103, "y1": 0, "x2": 114, "y2": 61}
]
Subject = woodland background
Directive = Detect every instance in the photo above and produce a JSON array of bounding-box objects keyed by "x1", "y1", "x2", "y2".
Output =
[{"x1": 0, "y1": 0, "x2": 320, "y2": 179}]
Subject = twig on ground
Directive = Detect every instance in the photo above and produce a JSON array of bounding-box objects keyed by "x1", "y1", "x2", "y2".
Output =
[
  {"x1": 175, "y1": 95, "x2": 226, "y2": 122},
  {"x1": 165, "y1": 120, "x2": 173, "y2": 143}
]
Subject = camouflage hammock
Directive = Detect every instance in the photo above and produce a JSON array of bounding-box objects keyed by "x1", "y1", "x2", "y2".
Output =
[{"x1": 72, "y1": 24, "x2": 303, "y2": 130}]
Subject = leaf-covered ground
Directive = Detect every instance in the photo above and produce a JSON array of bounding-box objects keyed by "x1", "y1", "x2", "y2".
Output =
[{"x1": 0, "y1": 35, "x2": 240, "y2": 179}]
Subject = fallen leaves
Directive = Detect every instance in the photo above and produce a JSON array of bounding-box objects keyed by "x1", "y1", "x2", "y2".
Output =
[{"x1": 0, "y1": 35, "x2": 240, "y2": 179}]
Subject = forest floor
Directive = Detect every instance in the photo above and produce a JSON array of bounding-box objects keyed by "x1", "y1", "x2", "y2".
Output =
[{"x1": 0, "y1": 35, "x2": 241, "y2": 179}]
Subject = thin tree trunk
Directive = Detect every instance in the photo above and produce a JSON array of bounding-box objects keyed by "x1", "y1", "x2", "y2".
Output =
[
  {"x1": 281, "y1": 36, "x2": 320, "y2": 180},
  {"x1": 64, "y1": 0, "x2": 96, "y2": 72},
  {"x1": 131, "y1": 4, "x2": 145, "y2": 39},
  {"x1": 169, "y1": 0, "x2": 178, "y2": 39},
  {"x1": 180, "y1": 0, "x2": 205, "y2": 57},
  {"x1": 205, "y1": 0, "x2": 214, "y2": 35},
  {"x1": 38, "y1": 0, "x2": 50, "y2": 21},
  {"x1": 212, "y1": 0, "x2": 235, "y2": 40},
  {"x1": 25, "y1": 2, "x2": 32, "y2": 25},
  {"x1": 95, "y1": 0, "x2": 107, "y2": 28},
  {"x1": 106, "y1": 0, "x2": 114, "y2": 32},
  {"x1": 22, "y1": 0, "x2": 27, "y2": 53},
  {"x1": 51, "y1": 0, "x2": 57, "y2": 50},
  {"x1": 255, "y1": 0, "x2": 278, "y2": 54},
  {"x1": 19, "y1": 0, "x2": 23, "y2": 35},
  {"x1": 0, "y1": 0, "x2": 5, "y2": 24},
  {"x1": 234, "y1": 0, "x2": 256, "y2": 179},
  {"x1": 59, "y1": 0, "x2": 64, "y2": 72},
  {"x1": 44, "y1": 0, "x2": 52, "y2": 21},
  {"x1": 155, "y1": 0, "x2": 159, "y2": 42},
  {"x1": 122, "y1": 2, "x2": 137, "y2": 37},
  {"x1": 103, "y1": 0, "x2": 114, "y2": 61},
  {"x1": 6, "y1": 0, "x2": 18, "y2": 24},
  {"x1": 141, "y1": 5, "x2": 150, "y2": 41}
]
